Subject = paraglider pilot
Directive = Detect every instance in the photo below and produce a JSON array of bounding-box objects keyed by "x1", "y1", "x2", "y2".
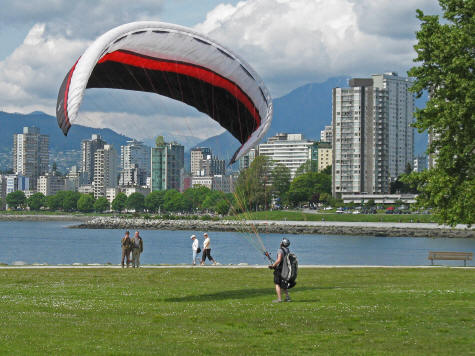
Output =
[{"x1": 268, "y1": 238, "x2": 291, "y2": 303}]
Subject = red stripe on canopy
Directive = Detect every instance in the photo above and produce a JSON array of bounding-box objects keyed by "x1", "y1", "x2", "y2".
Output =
[{"x1": 97, "y1": 50, "x2": 261, "y2": 127}]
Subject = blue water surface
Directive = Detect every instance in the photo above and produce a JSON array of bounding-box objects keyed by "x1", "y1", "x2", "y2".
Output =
[{"x1": 0, "y1": 221, "x2": 474, "y2": 266}]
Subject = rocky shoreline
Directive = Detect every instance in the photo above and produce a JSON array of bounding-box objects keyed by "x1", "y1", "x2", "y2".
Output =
[{"x1": 71, "y1": 216, "x2": 475, "y2": 238}]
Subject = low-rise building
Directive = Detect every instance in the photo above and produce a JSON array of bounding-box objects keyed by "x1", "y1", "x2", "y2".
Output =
[
  {"x1": 258, "y1": 133, "x2": 315, "y2": 179},
  {"x1": 342, "y1": 193, "x2": 417, "y2": 204},
  {"x1": 78, "y1": 185, "x2": 94, "y2": 194},
  {"x1": 212, "y1": 174, "x2": 238, "y2": 193},
  {"x1": 37, "y1": 172, "x2": 66, "y2": 196},
  {"x1": 191, "y1": 176, "x2": 213, "y2": 190},
  {"x1": 122, "y1": 186, "x2": 149, "y2": 198},
  {"x1": 106, "y1": 188, "x2": 120, "y2": 203},
  {"x1": 6, "y1": 174, "x2": 30, "y2": 194}
]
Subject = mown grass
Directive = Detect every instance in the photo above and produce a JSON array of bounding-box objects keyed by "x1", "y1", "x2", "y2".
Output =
[
  {"x1": 0, "y1": 210, "x2": 438, "y2": 223},
  {"x1": 0, "y1": 268, "x2": 473, "y2": 355},
  {"x1": 234, "y1": 210, "x2": 437, "y2": 223}
]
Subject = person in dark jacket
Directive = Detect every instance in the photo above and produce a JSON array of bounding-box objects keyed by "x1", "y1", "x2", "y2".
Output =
[
  {"x1": 268, "y1": 238, "x2": 291, "y2": 303},
  {"x1": 121, "y1": 231, "x2": 132, "y2": 268}
]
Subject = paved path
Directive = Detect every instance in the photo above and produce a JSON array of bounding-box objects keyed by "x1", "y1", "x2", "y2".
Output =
[{"x1": 0, "y1": 265, "x2": 472, "y2": 269}]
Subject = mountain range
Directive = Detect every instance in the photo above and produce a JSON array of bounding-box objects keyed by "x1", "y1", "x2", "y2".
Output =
[{"x1": 0, "y1": 76, "x2": 428, "y2": 172}]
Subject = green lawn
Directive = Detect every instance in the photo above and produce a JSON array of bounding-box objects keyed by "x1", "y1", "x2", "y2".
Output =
[
  {"x1": 235, "y1": 210, "x2": 437, "y2": 223},
  {"x1": 0, "y1": 210, "x2": 438, "y2": 224},
  {"x1": 0, "y1": 268, "x2": 473, "y2": 355}
]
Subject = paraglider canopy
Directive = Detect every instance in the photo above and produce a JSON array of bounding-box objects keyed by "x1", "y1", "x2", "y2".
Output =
[{"x1": 56, "y1": 21, "x2": 272, "y2": 163}]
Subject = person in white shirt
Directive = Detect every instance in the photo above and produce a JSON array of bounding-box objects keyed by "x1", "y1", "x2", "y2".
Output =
[
  {"x1": 200, "y1": 232, "x2": 216, "y2": 265},
  {"x1": 191, "y1": 235, "x2": 200, "y2": 265}
]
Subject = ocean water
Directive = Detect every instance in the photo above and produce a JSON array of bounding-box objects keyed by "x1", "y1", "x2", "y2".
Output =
[{"x1": 0, "y1": 221, "x2": 474, "y2": 266}]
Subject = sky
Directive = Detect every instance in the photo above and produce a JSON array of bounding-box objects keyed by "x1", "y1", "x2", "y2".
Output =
[{"x1": 0, "y1": 0, "x2": 441, "y2": 142}]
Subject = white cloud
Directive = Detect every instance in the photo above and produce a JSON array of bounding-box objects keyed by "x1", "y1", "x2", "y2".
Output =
[
  {"x1": 0, "y1": 0, "x2": 165, "y2": 39},
  {"x1": 195, "y1": 0, "x2": 441, "y2": 96},
  {"x1": 0, "y1": 0, "x2": 442, "y2": 140},
  {"x1": 0, "y1": 24, "x2": 88, "y2": 113}
]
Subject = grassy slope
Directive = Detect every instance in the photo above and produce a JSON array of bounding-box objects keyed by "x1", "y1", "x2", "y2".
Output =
[{"x1": 0, "y1": 268, "x2": 473, "y2": 355}]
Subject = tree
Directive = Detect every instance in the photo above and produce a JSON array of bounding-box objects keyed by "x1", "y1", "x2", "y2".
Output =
[
  {"x1": 287, "y1": 172, "x2": 331, "y2": 207},
  {"x1": 163, "y1": 189, "x2": 184, "y2": 212},
  {"x1": 62, "y1": 191, "x2": 81, "y2": 212},
  {"x1": 126, "y1": 193, "x2": 145, "y2": 212},
  {"x1": 366, "y1": 199, "x2": 376, "y2": 208},
  {"x1": 77, "y1": 194, "x2": 95, "y2": 213},
  {"x1": 390, "y1": 174, "x2": 418, "y2": 194},
  {"x1": 405, "y1": 0, "x2": 474, "y2": 226},
  {"x1": 271, "y1": 163, "x2": 291, "y2": 204},
  {"x1": 321, "y1": 165, "x2": 332, "y2": 176},
  {"x1": 182, "y1": 186, "x2": 211, "y2": 212},
  {"x1": 94, "y1": 197, "x2": 110, "y2": 213},
  {"x1": 27, "y1": 192, "x2": 46, "y2": 211},
  {"x1": 6, "y1": 191, "x2": 26, "y2": 209},
  {"x1": 234, "y1": 156, "x2": 272, "y2": 211},
  {"x1": 319, "y1": 192, "x2": 332, "y2": 206},
  {"x1": 46, "y1": 194, "x2": 63, "y2": 211},
  {"x1": 112, "y1": 192, "x2": 127, "y2": 212},
  {"x1": 202, "y1": 190, "x2": 226, "y2": 211},
  {"x1": 145, "y1": 190, "x2": 166, "y2": 213},
  {"x1": 215, "y1": 199, "x2": 230, "y2": 215}
]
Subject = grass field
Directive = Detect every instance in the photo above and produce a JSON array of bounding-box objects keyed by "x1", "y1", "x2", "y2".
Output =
[
  {"x1": 0, "y1": 268, "x2": 473, "y2": 355},
  {"x1": 0, "y1": 210, "x2": 438, "y2": 223},
  {"x1": 234, "y1": 210, "x2": 437, "y2": 223}
]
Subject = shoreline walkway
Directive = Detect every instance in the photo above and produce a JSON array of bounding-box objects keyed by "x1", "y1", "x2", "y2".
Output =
[{"x1": 0, "y1": 265, "x2": 472, "y2": 269}]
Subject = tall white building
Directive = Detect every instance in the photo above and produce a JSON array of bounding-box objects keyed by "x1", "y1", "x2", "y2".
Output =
[
  {"x1": 93, "y1": 144, "x2": 118, "y2": 198},
  {"x1": 332, "y1": 79, "x2": 389, "y2": 195},
  {"x1": 320, "y1": 125, "x2": 333, "y2": 144},
  {"x1": 332, "y1": 73, "x2": 414, "y2": 196},
  {"x1": 258, "y1": 133, "x2": 314, "y2": 179},
  {"x1": 372, "y1": 73, "x2": 414, "y2": 179},
  {"x1": 120, "y1": 140, "x2": 151, "y2": 177},
  {"x1": 13, "y1": 127, "x2": 49, "y2": 189},
  {"x1": 81, "y1": 134, "x2": 105, "y2": 184}
]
